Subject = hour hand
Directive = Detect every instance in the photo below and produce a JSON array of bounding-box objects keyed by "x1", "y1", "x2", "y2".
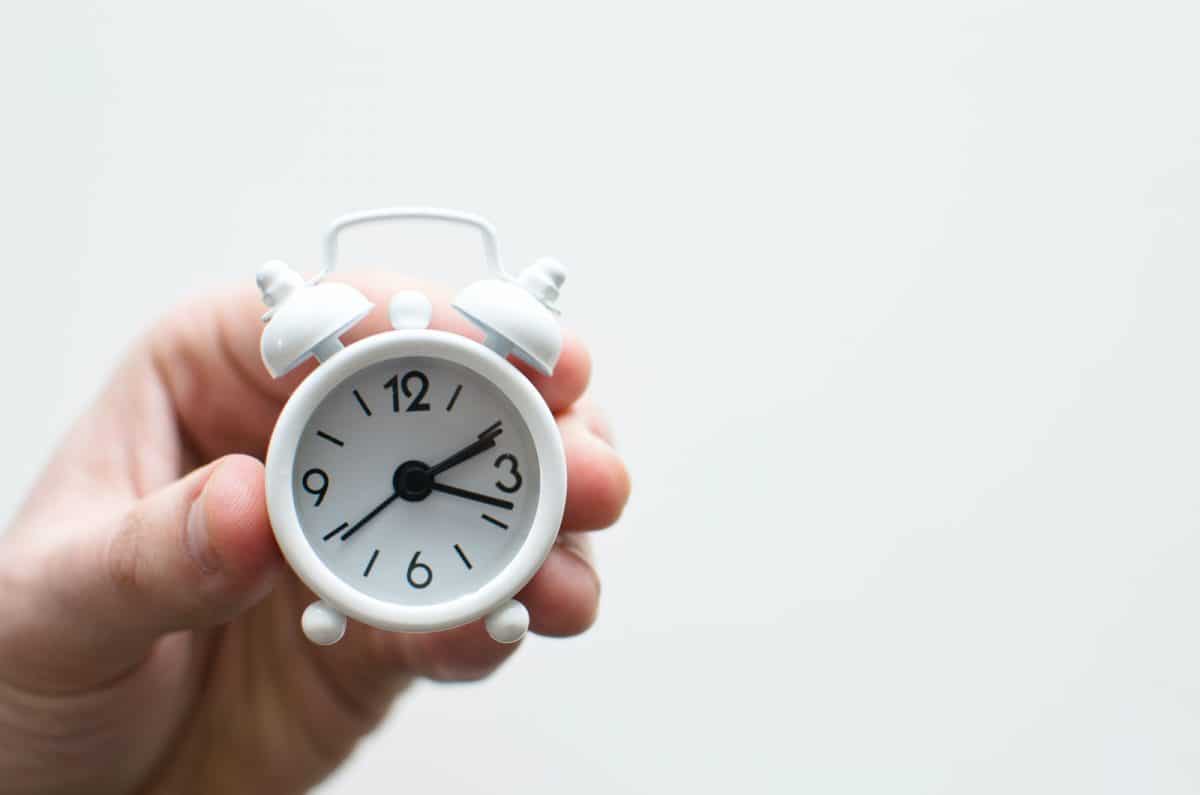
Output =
[
  {"x1": 429, "y1": 482, "x2": 514, "y2": 510},
  {"x1": 427, "y1": 420, "x2": 503, "y2": 477}
]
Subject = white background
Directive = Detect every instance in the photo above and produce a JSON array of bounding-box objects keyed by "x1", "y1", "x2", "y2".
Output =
[{"x1": 2, "y1": 1, "x2": 1200, "y2": 792}]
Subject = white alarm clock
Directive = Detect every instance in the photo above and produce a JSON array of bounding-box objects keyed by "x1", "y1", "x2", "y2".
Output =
[{"x1": 255, "y1": 208, "x2": 568, "y2": 646}]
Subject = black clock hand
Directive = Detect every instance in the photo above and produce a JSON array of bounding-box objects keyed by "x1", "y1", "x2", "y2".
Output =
[
  {"x1": 427, "y1": 421, "x2": 503, "y2": 477},
  {"x1": 429, "y1": 482, "x2": 514, "y2": 510},
  {"x1": 340, "y1": 492, "x2": 402, "y2": 541},
  {"x1": 340, "y1": 422, "x2": 509, "y2": 541}
]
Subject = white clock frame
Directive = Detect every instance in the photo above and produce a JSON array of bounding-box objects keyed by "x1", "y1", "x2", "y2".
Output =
[
  {"x1": 265, "y1": 328, "x2": 567, "y2": 636},
  {"x1": 256, "y1": 206, "x2": 571, "y2": 645}
]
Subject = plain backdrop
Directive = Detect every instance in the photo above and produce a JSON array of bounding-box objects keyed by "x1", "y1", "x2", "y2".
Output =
[{"x1": 3, "y1": 1, "x2": 1200, "y2": 792}]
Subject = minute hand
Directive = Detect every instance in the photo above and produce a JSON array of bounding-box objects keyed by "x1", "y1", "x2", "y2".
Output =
[
  {"x1": 339, "y1": 492, "x2": 401, "y2": 541},
  {"x1": 427, "y1": 423, "x2": 503, "y2": 477}
]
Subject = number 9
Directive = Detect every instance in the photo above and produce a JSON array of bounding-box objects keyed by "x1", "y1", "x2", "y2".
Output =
[{"x1": 302, "y1": 468, "x2": 329, "y2": 506}]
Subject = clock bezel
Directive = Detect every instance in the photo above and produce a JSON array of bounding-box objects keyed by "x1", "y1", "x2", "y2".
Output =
[{"x1": 265, "y1": 329, "x2": 567, "y2": 633}]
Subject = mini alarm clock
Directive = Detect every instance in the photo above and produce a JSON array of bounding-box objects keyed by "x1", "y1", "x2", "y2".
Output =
[{"x1": 255, "y1": 208, "x2": 568, "y2": 646}]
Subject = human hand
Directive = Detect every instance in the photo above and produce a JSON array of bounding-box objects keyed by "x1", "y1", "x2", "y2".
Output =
[{"x1": 0, "y1": 274, "x2": 631, "y2": 795}]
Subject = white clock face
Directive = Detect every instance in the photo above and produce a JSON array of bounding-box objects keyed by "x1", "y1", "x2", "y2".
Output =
[{"x1": 291, "y1": 355, "x2": 541, "y2": 607}]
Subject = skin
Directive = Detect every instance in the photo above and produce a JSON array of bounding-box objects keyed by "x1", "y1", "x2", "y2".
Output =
[{"x1": 0, "y1": 274, "x2": 631, "y2": 794}]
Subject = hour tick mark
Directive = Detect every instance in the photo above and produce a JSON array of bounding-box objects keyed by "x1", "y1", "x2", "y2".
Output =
[
  {"x1": 353, "y1": 389, "x2": 372, "y2": 417},
  {"x1": 446, "y1": 384, "x2": 463, "y2": 412},
  {"x1": 316, "y1": 430, "x2": 345, "y2": 447},
  {"x1": 323, "y1": 522, "x2": 349, "y2": 541},
  {"x1": 363, "y1": 549, "x2": 380, "y2": 577},
  {"x1": 454, "y1": 543, "x2": 473, "y2": 570},
  {"x1": 481, "y1": 514, "x2": 508, "y2": 530}
]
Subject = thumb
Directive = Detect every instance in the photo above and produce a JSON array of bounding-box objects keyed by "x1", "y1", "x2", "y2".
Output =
[{"x1": 23, "y1": 455, "x2": 281, "y2": 687}]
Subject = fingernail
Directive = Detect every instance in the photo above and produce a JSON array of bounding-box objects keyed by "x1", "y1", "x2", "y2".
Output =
[
  {"x1": 186, "y1": 490, "x2": 221, "y2": 574},
  {"x1": 558, "y1": 536, "x2": 601, "y2": 597}
]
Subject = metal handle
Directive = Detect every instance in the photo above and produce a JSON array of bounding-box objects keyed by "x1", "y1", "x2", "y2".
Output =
[{"x1": 317, "y1": 207, "x2": 506, "y2": 283}]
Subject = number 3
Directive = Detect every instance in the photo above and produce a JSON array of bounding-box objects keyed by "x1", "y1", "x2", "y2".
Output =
[{"x1": 494, "y1": 453, "x2": 522, "y2": 493}]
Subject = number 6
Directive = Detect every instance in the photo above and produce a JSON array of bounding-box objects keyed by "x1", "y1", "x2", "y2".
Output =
[{"x1": 407, "y1": 550, "x2": 433, "y2": 589}]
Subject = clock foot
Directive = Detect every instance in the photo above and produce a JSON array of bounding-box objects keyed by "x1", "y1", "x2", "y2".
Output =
[
  {"x1": 302, "y1": 600, "x2": 347, "y2": 645},
  {"x1": 484, "y1": 599, "x2": 529, "y2": 644}
]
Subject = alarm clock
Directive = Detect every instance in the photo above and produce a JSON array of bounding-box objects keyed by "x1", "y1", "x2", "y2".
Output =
[{"x1": 255, "y1": 208, "x2": 568, "y2": 646}]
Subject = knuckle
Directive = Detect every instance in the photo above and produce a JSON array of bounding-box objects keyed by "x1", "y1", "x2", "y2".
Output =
[
  {"x1": 585, "y1": 457, "x2": 632, "y2": 529},
  {"x1": 568, "y1": 339, "x2": 593, "y2": 392},
  {"x1": 604, "y1": 459, "x2": 633, "y2": 519},
  {"x1": 571, "y1": 601, "x2": 601, "y2": 635},
  {"x1": 430, "y1": 655, "x2": 501, "y2": 683}
]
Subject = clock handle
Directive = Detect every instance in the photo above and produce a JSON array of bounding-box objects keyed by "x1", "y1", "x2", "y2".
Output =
[{"x1": 317, "y1": 207, "x2": 508, "y2": 285}]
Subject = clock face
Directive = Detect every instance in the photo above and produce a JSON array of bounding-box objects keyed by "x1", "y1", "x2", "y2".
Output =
[{"x1": 291, "y1": 355, "x2": 541, "y2": 607}]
